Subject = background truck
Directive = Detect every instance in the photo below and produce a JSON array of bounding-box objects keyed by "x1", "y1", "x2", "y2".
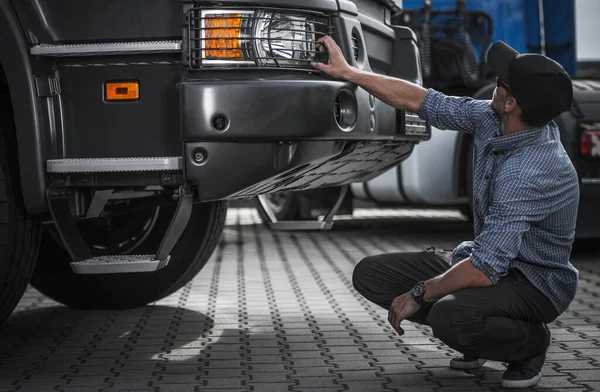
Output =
[
  {"x1": 0, "y1": 0, "x2": 428, "y2": 324},
  {"x1": 260, "y1": 0, "x2": 600, "y2": 241}
]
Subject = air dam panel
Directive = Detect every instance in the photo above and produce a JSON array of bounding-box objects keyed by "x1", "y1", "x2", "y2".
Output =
[{"x1": 185, "y1": 140, "x2": 414, "y2": 201}]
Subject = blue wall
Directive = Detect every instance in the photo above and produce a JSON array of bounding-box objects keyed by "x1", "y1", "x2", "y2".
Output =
[{"x1": 401, "y1": 0, "x2": 576, "y2": 76}]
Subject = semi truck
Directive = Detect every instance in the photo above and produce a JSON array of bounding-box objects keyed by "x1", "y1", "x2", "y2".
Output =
[{"x1": 0, "y1": 0, "x2": 427, "y2": 323}]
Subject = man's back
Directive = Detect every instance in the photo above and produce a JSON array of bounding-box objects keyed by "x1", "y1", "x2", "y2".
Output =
[
  {"x1": 494, "y1": 121, "x2": 580, "y2": 310},
  {"x1": 419, "y1": 90, "x2": 580, "y2": 314}
]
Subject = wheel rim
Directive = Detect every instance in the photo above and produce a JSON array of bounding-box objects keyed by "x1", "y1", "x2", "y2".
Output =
[{"x1": 76, "y1": 203, "x2": 161, "y2": 255}]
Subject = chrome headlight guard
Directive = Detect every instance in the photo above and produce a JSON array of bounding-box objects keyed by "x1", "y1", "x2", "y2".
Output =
[{"x1": 186, "y1": 7, "x2": 332, "y2": 70}]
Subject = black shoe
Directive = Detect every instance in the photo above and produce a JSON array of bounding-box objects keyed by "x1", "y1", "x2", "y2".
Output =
[
  {"x1": 450, "y1": 355, "x2": 487, "y2": 370},
  {"x1": 501, "y1": 324, "x2": 551, "y2": 389}
]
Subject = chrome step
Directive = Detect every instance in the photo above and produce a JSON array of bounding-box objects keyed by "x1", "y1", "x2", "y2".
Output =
[
  {"x1": 256, "y1": 185, "x2": 349, "y2": 231},
  {"x1": 31, "y1": 40, "x2": 182, "y2": 57},
  {"x1": 268, "y1": 221, "x2": 335, "y2": 231},
  {"x1": 70, "y1": 254, "x2": 170, "y2": 274},
  {"x1": 47, "y1": 157, "x2": 182, "y2": 173}
]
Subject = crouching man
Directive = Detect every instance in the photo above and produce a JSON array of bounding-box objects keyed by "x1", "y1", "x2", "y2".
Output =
[{"x1": 312, "y1": 38, "x2": 580, "y2": 388}]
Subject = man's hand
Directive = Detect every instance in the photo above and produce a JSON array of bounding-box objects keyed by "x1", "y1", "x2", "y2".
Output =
[
  {"x1": 388, "y1": 292, "x2": 420, "y2": 336},
  {"x1": 311, "y1": 36, "x2": 354, "y2": 80}
]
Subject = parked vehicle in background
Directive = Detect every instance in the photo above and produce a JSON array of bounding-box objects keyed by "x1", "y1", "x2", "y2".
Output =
[
  {"x1": 259, "y1": 0, "x2": 600, "y2": 241},
  {"x1": 0, "y1": 0, "x2": 426, "y2": 323}
]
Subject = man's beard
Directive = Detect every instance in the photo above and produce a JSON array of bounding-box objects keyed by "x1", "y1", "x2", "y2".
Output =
[{"x1": 491, "y1": 96, "x2": 502, "y2": 116}]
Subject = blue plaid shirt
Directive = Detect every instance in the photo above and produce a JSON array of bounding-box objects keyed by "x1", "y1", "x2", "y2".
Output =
[{"x1": 418, "y1": 89, "x2": 580, "y2": 314}]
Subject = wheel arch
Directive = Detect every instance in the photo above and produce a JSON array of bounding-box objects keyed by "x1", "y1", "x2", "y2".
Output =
[
  {"x1": 454, "y1": 81, "x2": 495, "y2": 198},
  {"x1": 454, "y1": 132, "x2": 472, "y2": 199},
  {"x1": 0, "y1": 0, "x2": 47, "y2": 213}
]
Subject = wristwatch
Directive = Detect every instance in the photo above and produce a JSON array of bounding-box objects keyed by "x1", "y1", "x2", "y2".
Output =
[{"x1": 410, "y1": 281, "x2": 427, "y2": 305}]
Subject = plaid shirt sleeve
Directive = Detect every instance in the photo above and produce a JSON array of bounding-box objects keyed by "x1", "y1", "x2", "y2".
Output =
[
  {"x1": 470, "y1": 176, "x2": 554, "y2": 284},
  {"x1": 418, "y1": 89, "x2": 489, "y2": 134}
]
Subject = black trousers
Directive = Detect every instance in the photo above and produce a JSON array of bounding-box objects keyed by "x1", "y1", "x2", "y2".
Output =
[{"x1": 352, "y1": 250, "x2": 560, "y2": 364}]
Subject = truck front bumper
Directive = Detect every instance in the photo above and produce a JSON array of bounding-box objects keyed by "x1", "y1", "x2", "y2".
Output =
[{"x1": 180, "y1": 75, "x2": 425, "y2": 201}]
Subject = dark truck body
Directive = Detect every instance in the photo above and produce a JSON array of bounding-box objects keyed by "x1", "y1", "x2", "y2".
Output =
[
  {"x1": 1, "y1": 0, "x2": 428, "y2": 213},
  {"x1": 0, "y1": 0, "x2": 429, "y2": 320}
]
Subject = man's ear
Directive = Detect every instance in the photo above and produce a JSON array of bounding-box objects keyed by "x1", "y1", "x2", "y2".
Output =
[{"x1": 504, "y1": 95, "x2": 518, "y2": 114}]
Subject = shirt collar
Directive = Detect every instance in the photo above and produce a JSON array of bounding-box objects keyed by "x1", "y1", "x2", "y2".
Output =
[{"x1": 489, "y1": 124, "x2": 550, "y2": 152}]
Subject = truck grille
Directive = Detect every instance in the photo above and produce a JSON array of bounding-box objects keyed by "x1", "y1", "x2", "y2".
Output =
[
  {"x1": 185, "y1": 7, "x2": 332, "y2": 70},
  {"x1": 351, "y1": 34, "x2": 360, "y2": 61}
]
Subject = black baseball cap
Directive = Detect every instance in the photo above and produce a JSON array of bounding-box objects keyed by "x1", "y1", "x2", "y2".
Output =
[{"x1": 486, "y1": 40, "x2": 573, "y2": 126}]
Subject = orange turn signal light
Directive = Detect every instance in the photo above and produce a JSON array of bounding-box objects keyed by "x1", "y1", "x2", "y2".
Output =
[
  {"x1": 204, "y1": 14, "x2": 243, "y2": 60},
  {"x1": 105, "y1": 82, "x2": 139, "y2": 101}
]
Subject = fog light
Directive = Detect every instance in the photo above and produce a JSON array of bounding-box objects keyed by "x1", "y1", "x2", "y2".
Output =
[{"x1": 334, "y1": 90, "x2": 357, "y2": 131}]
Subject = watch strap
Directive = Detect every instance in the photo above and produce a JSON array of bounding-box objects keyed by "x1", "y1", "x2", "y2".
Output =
[{"x1": 411, "y1": 281, "x2": 427, "y2": 305}]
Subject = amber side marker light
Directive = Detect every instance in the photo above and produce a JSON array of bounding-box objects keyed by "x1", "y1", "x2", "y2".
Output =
[
  {"x1": 105, "y1": 82, "x2": 139, "y2": 101},
  {"x1": 204, "y1": 14, "x2": 244, "y2": 60}
]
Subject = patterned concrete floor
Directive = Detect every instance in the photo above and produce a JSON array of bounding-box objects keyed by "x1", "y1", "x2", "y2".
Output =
[{"x1": 1, "y1": 207, "x2": 599, "y2": 392}]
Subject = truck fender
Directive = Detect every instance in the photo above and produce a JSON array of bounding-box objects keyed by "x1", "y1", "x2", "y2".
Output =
[{"x1": 0, "y1": 0, "x2": 47, "y2": 213}]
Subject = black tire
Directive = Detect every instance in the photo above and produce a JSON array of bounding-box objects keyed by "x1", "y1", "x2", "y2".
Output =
[
  {"x1": 458, "y1": 83, "x2": 494, "y2": 221},
  {"x1": 458, "y1": 140, "x2": 474, "y2": 221},
  {"x1": 472, "y1": 81, "x2": 496, "y2": 101},
  {"x1": 0, "y1": 101, "x2": 42, "y2": 324},
  {"x1": 254, "y1": 191, "x2": 301, "y2": 223},
  {"x1": 30, "y1": 199, "x2": 227, "y2": 310}
]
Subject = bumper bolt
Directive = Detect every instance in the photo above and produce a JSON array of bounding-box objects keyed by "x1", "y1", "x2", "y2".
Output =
[
  {"x1": 212, "y1": 115, "x2": 229, "y2": 131},
  {"x1": 192, "y1": 149, "x2": 207, "y2": 164}
]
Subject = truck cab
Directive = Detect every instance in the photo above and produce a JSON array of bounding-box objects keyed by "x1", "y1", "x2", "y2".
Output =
[{"x1": 0, "y1": 0, "x2": 426, "y2": 323}]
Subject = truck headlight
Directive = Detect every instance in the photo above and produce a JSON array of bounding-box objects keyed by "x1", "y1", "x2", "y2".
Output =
[
  {"x1": 195, "y1": 9, "x2": 330, "y2": 68},
  {"x1": 253, "y1": 11, "x2": 318, "y2": 67}
]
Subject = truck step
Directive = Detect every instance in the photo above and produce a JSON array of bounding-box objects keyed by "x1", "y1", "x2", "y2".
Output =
[
  {"x1": 256, "y1": 185, "x2": 349, "y2": 231},
  {"x1": 47, "y1": 157, "x2": 182, "y2": 173},
  {"x1": 70, "y1": 254, "x2": 170, "y2": 274},
  {"x1": 268, "y1": 221, "x2": 335, "y2": 231},
  {"x1": 30, "y1": 40, "x2": 182, "y2": 56}
]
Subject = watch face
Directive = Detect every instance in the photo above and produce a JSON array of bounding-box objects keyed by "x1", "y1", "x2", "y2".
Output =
[{"x1": 412, "y1": 284, "x2": 424, "y2": 297}]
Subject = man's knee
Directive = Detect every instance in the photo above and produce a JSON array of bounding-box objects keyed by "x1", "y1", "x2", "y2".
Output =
[
  {"x1": 427, "y1": 294, "x2": 486, "y2": 352},
  {"x1": 352, "y1": 255, "x2": 377, "y2": 295}
]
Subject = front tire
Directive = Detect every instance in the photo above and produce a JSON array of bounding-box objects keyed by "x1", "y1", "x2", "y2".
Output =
[
  {"x1": 0, "y1": 102, "x2": 42, "y2": 324},
  {"x1": 30, "y1": 199, "x2": 227, "y2": 310}
]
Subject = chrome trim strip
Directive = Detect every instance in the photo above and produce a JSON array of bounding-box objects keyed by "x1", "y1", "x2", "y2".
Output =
[
  {"x1": 47, "y1": 157, "x2": 183, "y2": 173},
  {"x1": 31, "y1": 40, "x2": 182, "y2": 56},
  {"x1": 405, "y1": 113, "x2": 427, "y2": 135},
  {"x1": 581, "y1": 178, "x2": 600, "y2": 184}
]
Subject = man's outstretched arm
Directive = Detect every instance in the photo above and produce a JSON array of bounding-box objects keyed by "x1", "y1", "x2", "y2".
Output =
[
  {"x1": 312, "y1": 36, "x2": 428, "y2": 113},
  {"x1": 313, "y1": 35, "x2": 485, "y2": 135}
]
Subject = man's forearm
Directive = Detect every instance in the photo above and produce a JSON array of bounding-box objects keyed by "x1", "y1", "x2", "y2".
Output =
[
  {"x1": 344, "y1": 68, "x2": 428, "y2": 113},
  {"x1": 423, "y1": 258, "x2": 493, "y2": 302}
]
